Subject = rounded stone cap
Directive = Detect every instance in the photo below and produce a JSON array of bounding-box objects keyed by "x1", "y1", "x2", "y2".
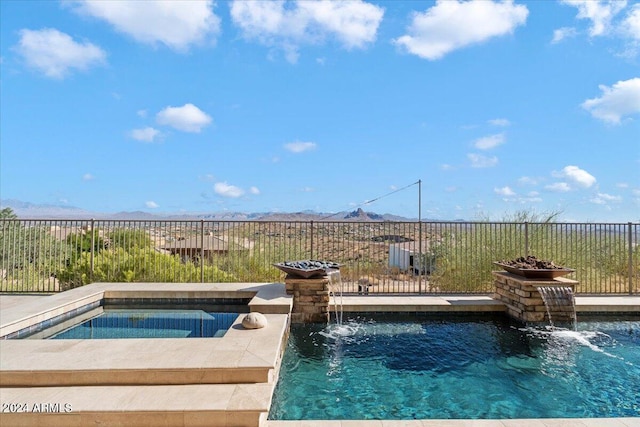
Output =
[{"x1": 242, "y1": 312, "x2": 268, "y2": 329}]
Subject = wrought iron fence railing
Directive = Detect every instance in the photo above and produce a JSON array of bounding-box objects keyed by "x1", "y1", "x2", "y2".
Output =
[{"x1": 1, "y1": 219, "x2": 638, "y2": 295}]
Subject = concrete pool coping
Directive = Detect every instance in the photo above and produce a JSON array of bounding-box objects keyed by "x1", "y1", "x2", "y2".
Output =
[{"x1": 1, "y1": 283, "x2": 639, "y2": 426}]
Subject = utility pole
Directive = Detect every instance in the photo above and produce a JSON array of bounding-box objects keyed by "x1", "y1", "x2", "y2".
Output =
[{"x1": 418, "y1": 179, "x2": 423, "y2": 293}]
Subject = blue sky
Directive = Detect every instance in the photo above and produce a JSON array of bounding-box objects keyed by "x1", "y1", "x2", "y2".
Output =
[{"x1": 1, "y1": 0, "x2": 639, "y2": 222}]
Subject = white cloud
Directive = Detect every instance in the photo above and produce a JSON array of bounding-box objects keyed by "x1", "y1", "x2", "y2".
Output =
[
  {"x1": 130, "y1": 127, "x2": 161, "y2": 142},
  {"x1": 284, "y1": 141, "x2": 317, "y2": 153},
  {"x1": 249, "y1": 186, "x2": 260, "y2": 195},
  {"x1": 518, "y1": 176, "x2": 538, "y2": 185},
  {"x1": 297, "y1": 0, "x2": 384, "y2": 48},
  {"x1": 137, "y1": 109, "x2": 148, "y2": 118},
  {"x1": 474, "y1": 133, "x2": 505, "y2": 150},
  {"x1": 545, "y1": 182, "x2": 572, "y2": 192},
  {"x1": 504, "y1": 191, "x2": 543, "y2": 204},
  {"x1": 468, "y1": 153, "x2": 498, "y2": 168},
  {"x1": 557, "y1": 2, "x2": 640, "y2": 57},
  {"x1": 214, "y1": 182, "x2": 245, "y2": 198},
  {"x1": 67, "y1": 0, "x2": 220, "y2": 52},
  {"x1": 551, "y1": 26, "x2": 578, "y2": 43},
  {"x1": 82, "y1": 173, "x2": 95, "y2": 181},
  {"x1": 581, "y1": 78, "x2": 640, "y2": 124},
  {"x1": 561, "y1": 0, "x2": 627, "y2": 37},
  {"x1": 393, "y1": 0, "x2": 528, "y2": 60},
  {"x1": 623, "y1": 4, "x2": 640, "y2": 40},
  {"x1": 494, "y1": 186, "x2": 516, "y2": 196},
  {"x1": 15, "y1": 28, "x2": 106, "y2": 79},
  {"x1": 488, "y1": 118, "x2": 510, "y2": 127},
  {"x1": 440, "y1": 163, "x2": 454, "y2": 171},
  {"x1": 590, "y1": 192, "x2": 622, "y2": 204},
  {"x1": 554, "y1": 165, "x2": 597, "y2": 188},
  {"x1": 156, "y1": 104, "x2": 212, "y2": 133},
  {"x1": 145, "y1": 201, "x2": 159, "y2": 209},
  {"x1": 230, "y1": 0, "x2": 384, "y2": 62}
]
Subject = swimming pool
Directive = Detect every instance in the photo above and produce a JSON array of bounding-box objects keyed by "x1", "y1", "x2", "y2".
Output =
[{"x1": 269, "y1": 313, "x2": 640, "y2": 420}]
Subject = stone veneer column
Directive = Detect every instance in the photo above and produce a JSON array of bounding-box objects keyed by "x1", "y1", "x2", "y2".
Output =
[
  {"x1": 493, "y1": 271, "x2": 578, "y2": 323},
  {"x1": 284, "y1": 275, "x2": 330, "y2": 323}
]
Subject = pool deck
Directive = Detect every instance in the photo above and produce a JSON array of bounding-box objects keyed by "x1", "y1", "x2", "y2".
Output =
[{"x1": 1, "y1": 283, "x2": 639, "y2": 427}]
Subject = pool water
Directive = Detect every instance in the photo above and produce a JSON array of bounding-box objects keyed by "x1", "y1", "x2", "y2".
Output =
[
  {"x1": 48, "y1": 309, "x2": 238, "y2": 339},
  {"x1": 269, "y1": 314, "x2": 640, "y2": 420}
]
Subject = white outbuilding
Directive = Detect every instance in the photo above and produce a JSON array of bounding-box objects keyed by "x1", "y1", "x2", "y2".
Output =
[{"x1": 388, "y1": 239, "x2": 435, "y2": 275}]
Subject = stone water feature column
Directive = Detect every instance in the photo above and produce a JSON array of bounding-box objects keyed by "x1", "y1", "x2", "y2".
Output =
[
  {"x1": 493, "y1": 271, "x2": 578, "y2": 323},
  {"x1": 285, "y1": 275, "x2": 330, "y2": 323}
]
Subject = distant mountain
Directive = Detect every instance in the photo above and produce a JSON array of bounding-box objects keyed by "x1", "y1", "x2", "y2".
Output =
[
  {"x1": 257, "y1": 208, "x2": 415, "y2": 222},
  {"x1": 0, "y1": 199, "x2": 98, "y2": 219},
  {"x1": 108, "y1": 211, "x2": 164, "y2": 220},
  {"x1": 0, "y1": 199, "x2": 419, "y2": 222},
  {"x1": 343, "y1": 208, "x2": 384, "y2": 221}
]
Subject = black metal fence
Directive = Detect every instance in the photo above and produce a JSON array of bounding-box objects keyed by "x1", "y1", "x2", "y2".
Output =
[{"x1": 1, "y1": 219, "x2": 638, "y2": 295}]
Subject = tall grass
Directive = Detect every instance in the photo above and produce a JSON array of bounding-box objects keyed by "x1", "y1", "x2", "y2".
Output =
[{"x1": 429, "y1": 212, "x2": 638, "y2": 293}]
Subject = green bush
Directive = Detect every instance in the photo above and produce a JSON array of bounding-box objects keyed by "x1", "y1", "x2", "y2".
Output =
[{"x1": 57, "y1": 247, "x2": 236, "y2": 289}]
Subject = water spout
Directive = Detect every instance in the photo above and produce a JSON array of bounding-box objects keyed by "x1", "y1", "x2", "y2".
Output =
[{"x1": 537, "y1": 286, "x2": 576, "y2": 330}]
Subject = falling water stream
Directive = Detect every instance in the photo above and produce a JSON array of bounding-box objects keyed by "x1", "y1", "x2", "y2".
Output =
[
  {"x1": 327, "y1": 269, "x2": 343, "y2": 326},
  {"x1": 537, "y1": 285, "x2": 577, "y2": 330}
]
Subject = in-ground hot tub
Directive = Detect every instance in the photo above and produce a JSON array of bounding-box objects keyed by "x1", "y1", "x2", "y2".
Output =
[
  {"x1": 5, "y1": 297, "x2": 250, "y2": 340},
  {"x1": 36, "y1": 308, "x2": 240, "y2": 339},
  {"x1": 0, "y1": 282, "x2": 293, "y2": 426}
]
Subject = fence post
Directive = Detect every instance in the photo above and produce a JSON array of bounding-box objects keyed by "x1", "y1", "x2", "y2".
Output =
[
  {"x1": 629, "y1": 222, "x2": 634, "y2": 295},
  {"x1": 310, "y1": 220, "x2": 314, "y2": 259},
  {"x1": 200, "y1": 219, "x2": 205, "y2": 283},
  {"x1": 524, "y1": 221, "x2": 529, "y2": 257},
  {"x1": 90, "y1": 218, "x2": 95, "y2": 283}
]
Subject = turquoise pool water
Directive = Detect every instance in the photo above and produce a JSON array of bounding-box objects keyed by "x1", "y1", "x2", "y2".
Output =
[
  {"x1": 269, "y1": 314, "x2": 640, "y2": 420},
  {"x1": 49, "y1": 309, "x2": 238, "y2": 339}
]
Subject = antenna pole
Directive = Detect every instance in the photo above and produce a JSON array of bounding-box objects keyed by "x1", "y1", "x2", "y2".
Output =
[
  {"x1": 418, "y1": 179, "x2": 421, "y2": 223},
  {"x1": 418, "y1": 179, "x2": 423, "y2": 293}
]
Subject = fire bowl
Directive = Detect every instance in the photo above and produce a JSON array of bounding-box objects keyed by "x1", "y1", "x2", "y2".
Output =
[
  {"x1": 493, "y1": 262, "x2": 575, "y2": 279},
  {"x1": 274, "y1": 260, "x2": 341, "y2": 279}
]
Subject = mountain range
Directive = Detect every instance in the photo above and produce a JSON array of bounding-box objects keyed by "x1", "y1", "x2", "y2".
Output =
[{"x1": 0, "y1": 199, "x2": 417, "y2": 222}]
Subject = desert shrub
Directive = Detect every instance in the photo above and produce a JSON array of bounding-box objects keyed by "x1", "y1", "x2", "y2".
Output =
[
  {"x1": 108, "y1": 228, "x2": 153, "y2": 250},
  {"x1": 1, "y1": 221, "x2": 71, "y2": 288},
  {"x1": 212, "y1": 243, "x2": 307, "y2": 282},
  {"x1": 65, "y1": 230, "x2": 107, "y2": 262},
  {"x1": 57, "y1": 247, "x2": 235, "y2": 289}
]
